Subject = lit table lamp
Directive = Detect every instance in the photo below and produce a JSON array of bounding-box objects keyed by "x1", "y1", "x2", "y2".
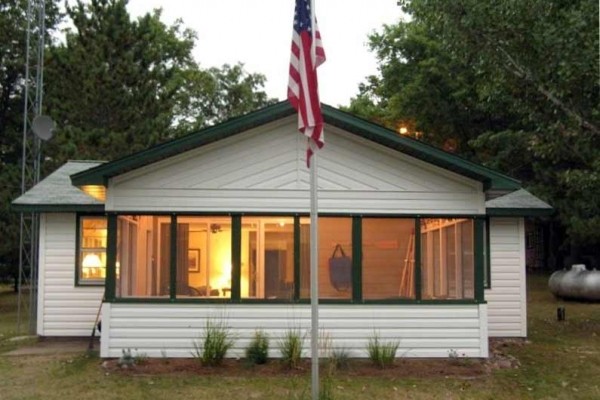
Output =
[{"x1": 82, "y1": 253, "x2": 103, "y2": 279}]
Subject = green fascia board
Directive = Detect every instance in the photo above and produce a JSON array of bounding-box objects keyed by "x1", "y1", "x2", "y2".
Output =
[
  {"x1": 71, "y1": 101, "x2": 521, "y2": 191},
  {"x1": 322, "y1": 105, "x2": 520, "y2": 191},
  {"x1": 486, "y1": 207, "x2": 555, "y2": 217},
  {"x1": 11, "y1": 203, "x2": 105, "y2": 213},
  {"x1": 70, "y1": 102, "x2": 295, "y2": 186}
]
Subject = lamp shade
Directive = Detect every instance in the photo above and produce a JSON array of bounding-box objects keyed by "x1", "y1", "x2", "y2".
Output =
[{"x1": 82, "y1": 253, "x2": 103, "y2": 268}]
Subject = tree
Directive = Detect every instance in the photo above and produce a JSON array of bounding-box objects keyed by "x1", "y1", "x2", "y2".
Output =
[
  {"x1": 349, "y1": 0, "x2": 599, "y2": 250},
  {"x1": 182, "y1": 63, "x2": 274, "y2": 129},
  {"x1": 0, "y1": 0, "x2": 60, "y2": 284},
  {"x1": 1, "y1": 0, "x2": 274, "y2": 282},
  {"x1": 43, "y1": 0, "x2": 275, "y2": 169}
]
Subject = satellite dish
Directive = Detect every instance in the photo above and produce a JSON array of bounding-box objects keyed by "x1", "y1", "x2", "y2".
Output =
[{"x1": 32, "y1": 115, "x2": 55, "y2": 141}]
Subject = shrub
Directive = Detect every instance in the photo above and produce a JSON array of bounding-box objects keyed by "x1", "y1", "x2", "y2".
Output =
[
  {"x1": 318, "y1": 329, "x2": 350, "y2": 372},
  {"x1": 118, "y1": 348, "x2": 135, "y2": 367},
  {"x1": 279, "y1": 328, "x2": 304, "y2": 369},
  {"x1": 117, "y1": 348, "x2": 147, "y2": 366},
  {"x1": 329, "y1": 347, "x2": 350, "y2": 371},
  {"x1": 134, "y1": 352, "x2": 149, "y2": 365},
  {"x1": 448, "y1": 348, "x2": 471, "y2": 366},
  {"x1": 367, "y1": 331, "x2": 399, "y2": 368},
  {"x1": 246, "y1": 329, "x2": 269, "y2": 365},
  {"x1": 192, "y1": 318, "x2": 235, "y2": 366}
]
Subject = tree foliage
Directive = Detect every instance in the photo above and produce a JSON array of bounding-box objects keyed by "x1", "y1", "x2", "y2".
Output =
[
  {"x1": 348, "y1": 0, "x2": 599, "y2": 246},
  {"x1": 0, "y1": 0, "x2": 274, "y2": 277},
  {"x1": 44, "y1": 0, "x2": 275, "y2": 169},
  {"x1": 0, "y1": 0, "x2": 61, "y2": 281}
]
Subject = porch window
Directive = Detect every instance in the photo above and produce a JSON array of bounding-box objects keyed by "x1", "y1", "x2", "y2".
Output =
[
  {"x1": 77, "y1": 216, "x2": 107, "y2": 284},
  {"x1": 105, "y1": 214, "x2": 483, "y2": 303},
  {"x1": 362, "y1": 218, "x2": 416, "y2": 300},
  {"x1": 241, "y1": 217, "x2": 294, "y2": 300},
  {"x1": 420, "y1": 218, "x2": 475, "y2": 300},
  {"x1": 176, "y1": 216, "x2": 232, "y2": 298},
  {"x1": 115, "y1": 215, "x2": 171, "y2": 298},
  {"x1": 300, "y1": 217, "x2": 353, "y2": 300}
]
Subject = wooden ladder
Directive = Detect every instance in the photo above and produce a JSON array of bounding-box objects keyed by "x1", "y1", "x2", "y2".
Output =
[{"x1": 399, "y1": 230, "x2": 415, "y2": 298}]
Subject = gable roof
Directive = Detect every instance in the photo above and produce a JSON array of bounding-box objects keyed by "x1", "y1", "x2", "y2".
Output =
[
  {"x1": 12, "y1": 161, "x2": 105, "y2": 212},
  {"x1": 70, "y1": 102, "x2": 521, "y2": 191}
]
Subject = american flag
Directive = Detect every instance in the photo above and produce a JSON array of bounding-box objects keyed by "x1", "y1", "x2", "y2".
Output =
[{"x1": 288, "y1": 0, "x2": 326, "y2": 167}]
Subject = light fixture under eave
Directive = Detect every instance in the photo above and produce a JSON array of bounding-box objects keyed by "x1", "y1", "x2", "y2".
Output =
[{"x1": 80, "y1": 185, "x2": 106, "y2": 202}]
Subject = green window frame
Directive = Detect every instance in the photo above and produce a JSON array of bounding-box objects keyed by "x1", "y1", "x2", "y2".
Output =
[
  {"x1": 75, "y1": 214, "x2": 108, "y2": 286},
  {"x1": 484, "y1": 217, "x2": 491, "y2": 289},
  {"x1": 104, "y1": 213, "x2": 487, "y2": 304}
]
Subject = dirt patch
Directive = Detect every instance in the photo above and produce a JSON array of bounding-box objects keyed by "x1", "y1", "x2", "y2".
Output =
[
  {"x1": 103, "y1": 357, "x2": 487, "y2": 379},
  {"x1": 102, "y1": 340, "x2": 523, "y2": 378}
]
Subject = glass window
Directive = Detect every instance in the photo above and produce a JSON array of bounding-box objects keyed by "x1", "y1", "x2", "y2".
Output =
[
  {"x1": 363, "y1": 218, "x2": 416, "y2": 300},
  {"x1": 78, "y1": 216, "x2": 107, "y2": 284},
  {"x1": 116, "y1": 215, "x2": 171, "y2": 298},
  {"x1": 300, "y1": 217, "x2": 352, "y2": 300},
  {"x1": 176, "y1": 217, "x2": 232, "y2": 298},
  {"x1": 241, "y1": 217, "x2": 294, "y2": 300},
  {"x1": 421, "y1": 218, "x2": 474, "y2": 300}
]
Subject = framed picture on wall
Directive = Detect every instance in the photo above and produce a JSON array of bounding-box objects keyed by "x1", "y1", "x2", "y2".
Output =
[{"x1": 188, "y1": 249, "x2": 200, "y2": 272}]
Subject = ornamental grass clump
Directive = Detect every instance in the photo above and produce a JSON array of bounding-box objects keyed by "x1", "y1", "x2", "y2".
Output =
[
  {"x1": 329, "y1": 347, "x2": 350, "y2": 371},
  {"x1": 192, "y1": 318, "x2": 235, "y2": 366},
  {"x1": 367, "y1": 331, "x2": 399, "y2": 368},
  {"x1": 319, "y1": 329, "x2": 350, "y2": 372},
  {"x1": 279, "y1": 328, "x2": 304, "y2": 369},
  {"x1": 246, "y1": 329, "x2": 269, "y2": 365}
]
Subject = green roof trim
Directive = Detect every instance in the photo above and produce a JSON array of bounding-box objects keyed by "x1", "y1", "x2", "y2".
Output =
[
  {"x1": 322, "y1": 106, "x2": 520, "y2": 191},
  {"x1": 486, "y1": 207, "x2": 555, "y2": 217},
  {"x1": 11, "y1": 203, "x2": 105, "y2": 213},
  {"x1": 71, "y1": 101, "x2": 521, "y2": 191},
  {"x1": 71, "y1": 102, "x2": 294, "y2": 186}
]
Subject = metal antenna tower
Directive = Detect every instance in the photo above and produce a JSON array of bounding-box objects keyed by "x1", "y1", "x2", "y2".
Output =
[{"x1": 17, "y1": 0, "x2": 47, "y2": 334}]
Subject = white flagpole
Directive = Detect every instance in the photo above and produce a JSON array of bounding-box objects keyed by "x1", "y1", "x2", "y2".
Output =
[
  {"x1": 310, "y1": 141, "x2": 319, "y2": 400},
  {"x1": 309, "y1": 0, "x2": 319, "y2": 400},
  {"x1": 309, "y1": 3, "x2": 319, "y2": 399}
]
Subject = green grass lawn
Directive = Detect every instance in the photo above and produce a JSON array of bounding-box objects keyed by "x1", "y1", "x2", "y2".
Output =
[
  {"x1": 0, "y1": 284, "x2": 34, "y2": 354},
  {"x1": 1, "y1": 275, "x2": 599, "y2": 400}
]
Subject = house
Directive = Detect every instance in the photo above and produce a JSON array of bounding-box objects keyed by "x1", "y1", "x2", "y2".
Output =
[{"x1": 13, "y1": 102, "x2": 552, "y2": 358}]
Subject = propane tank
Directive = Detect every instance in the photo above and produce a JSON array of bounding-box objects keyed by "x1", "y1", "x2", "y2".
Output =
[
  {"x1": 580, "y1": 269, "x2": 600, "y2": 301},
  {"x1": 548, "y1": 269, "x2": 566, "y2": 296},
  {"x1": 549, "y1": 264, "x2": 600, "y2": 301}
]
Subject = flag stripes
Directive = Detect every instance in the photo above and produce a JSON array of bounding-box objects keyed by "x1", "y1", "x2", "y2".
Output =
[{"x1": 288, "y1": 0, "x2": 326, "y2": 166}]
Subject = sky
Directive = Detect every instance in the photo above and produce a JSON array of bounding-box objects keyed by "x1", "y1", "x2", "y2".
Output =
[{"x1": 126, "y1": 0, "x2": 405, "y2": 107}]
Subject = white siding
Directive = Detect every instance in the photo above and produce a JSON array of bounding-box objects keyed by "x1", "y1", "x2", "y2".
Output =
[
  {"x1": 485, "y1": 218, "x2": 527, "y2": 337},
  {"x1": 107, "y1": 118, "x2": 484, "y2": 214},
  {"x1": 100, "y1": 303, "x2": 488, "y2": 358},
  {"x1": 38, "y1": 213, "x2": 104, "y2": 336}
]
